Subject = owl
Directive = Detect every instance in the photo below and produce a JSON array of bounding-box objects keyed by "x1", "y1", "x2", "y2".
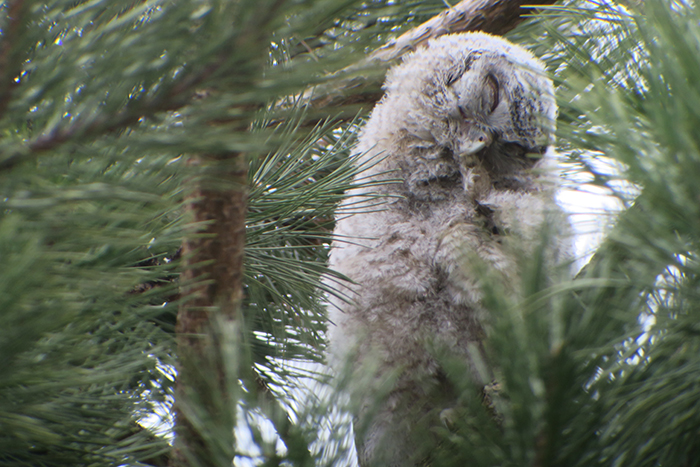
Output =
[{"x1": 326, "y1": 32, "x2": 561, "y2": 466}]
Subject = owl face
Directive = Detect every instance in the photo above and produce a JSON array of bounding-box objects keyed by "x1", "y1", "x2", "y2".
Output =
[
  {"x1": 449, "y1": 50, "x2": 553, "y2": 152},
  {"x1": 446, "y1": 50, "x2": 554, "y2": 174},
  {"x1": 381, "y1": 33, "x2": 556, "y2": 175}
]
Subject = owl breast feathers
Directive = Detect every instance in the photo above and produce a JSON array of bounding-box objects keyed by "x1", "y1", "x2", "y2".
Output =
[{"x1": 326, "y1": 32, "x2": 562, "y2": 467}]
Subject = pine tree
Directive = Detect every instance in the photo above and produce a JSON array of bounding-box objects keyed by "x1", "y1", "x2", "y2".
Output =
[{"x1": 1, "y1": 1, "x2": 700, "y2": 466}]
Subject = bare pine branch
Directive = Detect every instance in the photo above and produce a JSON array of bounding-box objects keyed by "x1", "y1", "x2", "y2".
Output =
[{"x1": 306, "y1": 0, "x2": 558, "y2": 119}]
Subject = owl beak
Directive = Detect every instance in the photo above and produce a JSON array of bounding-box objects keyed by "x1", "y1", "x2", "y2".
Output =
[
  {"x1": 457, "y1": 132, "x2": 491, "y2": 157},
  {"x1": 458, "y1": 138, "x2": 487, "y2": 156}
]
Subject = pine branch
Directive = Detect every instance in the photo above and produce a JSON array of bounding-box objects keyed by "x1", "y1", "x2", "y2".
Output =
[
  {"x1": 0, "y1": 0, "x2": 286, "y2": 173},
  {"x1": 367, "y1": 0, "x2": 557, "y2": 63},
  {"x1": 0, "y1": 0, "x2": 558, "y2": 171},
  {"x1": 0, "y1": 54, "x2": 236, "y2": 173},
  {"x1": 305, "y1": 0, "x2": 559, "y2": 114}
]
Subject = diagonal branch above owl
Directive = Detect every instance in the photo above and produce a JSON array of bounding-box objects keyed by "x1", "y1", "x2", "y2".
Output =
[{"x1": 326, "y1": 32, "x2": 565, "y2": 466}]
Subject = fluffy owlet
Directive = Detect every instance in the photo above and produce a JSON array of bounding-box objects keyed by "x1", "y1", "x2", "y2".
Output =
[{"x1": 326, "y1": 32, "x2": 561, "y2": 466}]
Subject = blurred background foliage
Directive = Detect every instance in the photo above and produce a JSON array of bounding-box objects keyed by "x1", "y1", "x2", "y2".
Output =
[{"x1": 1, "y1": 0, "x2": 700, "y2": 466}]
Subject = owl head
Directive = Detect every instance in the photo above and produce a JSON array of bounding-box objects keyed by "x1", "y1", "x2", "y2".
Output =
[{"x1": 372, "y1": 32, "x2": 557, "y2": 172}]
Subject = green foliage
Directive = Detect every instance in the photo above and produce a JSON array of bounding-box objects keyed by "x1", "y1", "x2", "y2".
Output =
[
  {"x1": 422, "y1": 2, "x2": 700, "y2": 466},
  {"x1": 3, "y1": 0, "x2": 700, "y2": 466},
  {"x1": 0, "y1": 139, "x2": 180, "y2": 464},
  {"x1": 0, "y1": 0, "x2": 447, "y2": 465}
]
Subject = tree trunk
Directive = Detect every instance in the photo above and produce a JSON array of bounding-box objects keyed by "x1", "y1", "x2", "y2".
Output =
[{"x1": 172, "y1": 153, "x2": 248, "y2": 467}]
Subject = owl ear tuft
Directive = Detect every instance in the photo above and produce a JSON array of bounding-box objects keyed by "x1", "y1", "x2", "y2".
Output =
[
  {"x1": 445, "y1": 52, "x2": 482, "y2": 86},
  {"x1": 445, "y1": 66, "x2": 462, "y2": 87}
]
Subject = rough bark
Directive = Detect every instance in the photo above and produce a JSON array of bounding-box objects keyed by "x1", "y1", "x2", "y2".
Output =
[
  {"x1": 176, "y1": 156, "x2": 248, "y2": 346},
  {"x1": 171, "y1": 154, "x2": 248, "y2": 467},
  {"x1": 368, "y1": 0, "x2": 557, "y2": 63}
]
